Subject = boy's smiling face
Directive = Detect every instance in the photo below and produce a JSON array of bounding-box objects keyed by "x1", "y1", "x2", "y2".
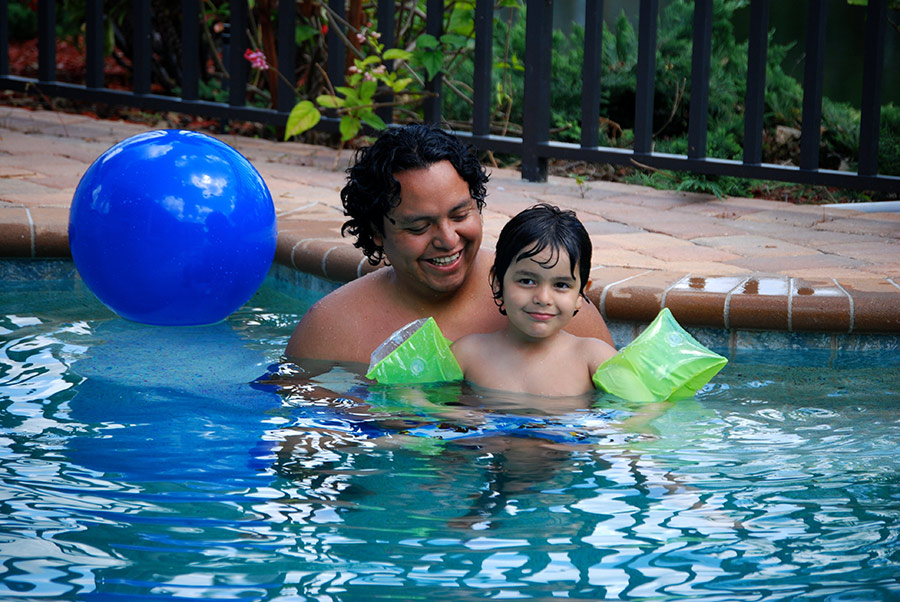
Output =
[{"x1": 497, "y1": 245, "x2": 583, "y2": 341}]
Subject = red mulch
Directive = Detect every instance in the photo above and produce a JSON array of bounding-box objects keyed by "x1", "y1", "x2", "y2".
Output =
[
  {"x1": 7, "y1": 37, "x2": 131, "y2": 87},
  {"x1": 3, "y1": 38, "x2": 262, "y2": 134}
]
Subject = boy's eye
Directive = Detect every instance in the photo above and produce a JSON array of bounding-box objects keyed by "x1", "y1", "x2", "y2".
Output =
[
  {"x1": 555, "y1": 281, "x2": 573, "y2": 290},
  {"x1": 405, "y1": 224, "x2": 429, "y2": 234},
  {"x1": 517, "y1": 278, "x2": 535, "y2": 286}
]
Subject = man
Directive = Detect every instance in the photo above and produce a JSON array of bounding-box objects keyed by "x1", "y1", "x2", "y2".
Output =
[{"x1": 285, "y1": 125, "x2": 613, "y2": 365}]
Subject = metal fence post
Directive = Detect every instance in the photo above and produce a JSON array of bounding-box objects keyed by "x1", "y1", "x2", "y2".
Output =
[
  {"x1": 182, "y1": 0, "x2": 200, "y2": 101},
  {"x1": 859, "y1": 0, "x2": 887, "y2": 176},
  {"x1": 423, "y1": 0, "x2": 444, "y2": 125},
  {"x1": 687, "y1": 0, "x2": 713, "y2": 159},
  {"x1": 85, "y1": 0, "x2": 104, "y2": 88},
  {"x1": 0, "y1": 0, "x2": 7, "y2": 77},
  {"x1": 799, "y1": 0, "x2": 828, "y2": 171},
  {"x1": 37, "y1": 0, "x2": 55, "y2": 83},
  {"x1": 228, "y1": 0, "x2": 249, "y2": 106},
  {"x1": 376, "y1": 0, "x2": 395, "y2": 125},
  {"x1": 277, "y1": 0, "x2": 297, "y2": 113},
  {"x1": 472, "y1": 0, "x2": 494, "y2": 138},
  {"x1": 581, "y1": 0, "x2": 604, "y2": 149},
  {"x1": 133, "y1": 0, "x2": 152, "y2": 95},
  {"x1": 326, "y1": 0, "x2": 346, "y2": 91},
  {"x1": 633, "y1": 0, "x2": 659, "y2": 155},
  {"x1": 521, "y1": 0, "x2": 553, "y2": 182},
  {"x1": 743, "y1": 0, "x2": 770, "y2": 165}
]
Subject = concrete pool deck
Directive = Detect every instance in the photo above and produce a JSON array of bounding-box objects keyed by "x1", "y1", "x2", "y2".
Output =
[{"x1": 1, "y1": 105, "x2": 899, "y2": 336}]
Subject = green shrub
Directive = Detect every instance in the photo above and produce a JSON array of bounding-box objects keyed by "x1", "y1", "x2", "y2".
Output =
[
  {"x1": 445, "y1": 0, "x2": 900, "y2": 181},
  {"x1": 8, "y1": 1, "x2": 37, "y2": 40},
  {"x1": 879, "y1": 103, "x2": 900, "y2": 176}
]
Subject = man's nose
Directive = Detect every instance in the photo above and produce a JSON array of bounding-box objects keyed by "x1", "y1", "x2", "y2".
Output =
[{"x1": 432, "y1": 220, "x2": 459, "y2": 249}]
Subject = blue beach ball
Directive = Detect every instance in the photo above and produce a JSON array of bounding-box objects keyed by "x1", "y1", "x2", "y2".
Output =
[{"x1": 69, "y1": 130, "x2": 277, "y2": 326}]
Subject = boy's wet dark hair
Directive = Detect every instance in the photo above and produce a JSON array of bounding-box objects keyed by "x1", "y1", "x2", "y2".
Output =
[
  {"x1": 340, "y1": 125, "x2": 489, "y2": 265},
  {"x1": 491, "y1": 203, "x2": 592, "y2": 314}
]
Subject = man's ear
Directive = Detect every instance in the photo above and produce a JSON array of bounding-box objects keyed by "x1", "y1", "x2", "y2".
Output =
[{"x1": 372, "y1": 220, "x2": 385, "y2": 248}]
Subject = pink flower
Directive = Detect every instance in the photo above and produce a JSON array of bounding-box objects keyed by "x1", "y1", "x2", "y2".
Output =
[{"x1": 243, "y1": 49, "x2": 269, "y2": 71}]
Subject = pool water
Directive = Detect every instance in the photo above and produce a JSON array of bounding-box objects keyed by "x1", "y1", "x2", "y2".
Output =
[{"x1": 2, "y1": 261, "x2": 900, "y2": 601}]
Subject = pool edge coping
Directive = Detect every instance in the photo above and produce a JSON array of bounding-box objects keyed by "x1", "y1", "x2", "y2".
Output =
[{"x1": 3, "y1": 217, "x2": 898, "y2": 336}]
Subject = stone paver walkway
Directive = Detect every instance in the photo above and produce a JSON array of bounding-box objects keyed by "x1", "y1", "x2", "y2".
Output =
[{"x1": 2, "y1": 106, "x2": 899, "y2": 336}]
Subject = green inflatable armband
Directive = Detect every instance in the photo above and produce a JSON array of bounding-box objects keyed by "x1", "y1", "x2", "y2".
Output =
[
  {"x1": 592, "y1": 308, "x2": 727, "y2": 402},
  {"x1": 366, "y1": 317, "x2": 464, "y2": 384}
]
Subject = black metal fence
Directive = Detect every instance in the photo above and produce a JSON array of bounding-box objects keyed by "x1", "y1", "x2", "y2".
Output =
[{"x1": 1, "y1": 0, "x2": 898, "y2": 193}]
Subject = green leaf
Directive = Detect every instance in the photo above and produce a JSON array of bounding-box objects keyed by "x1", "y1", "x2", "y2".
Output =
[
  {"x1": 339, "y1": 116, "x2": 361, "y2": 141},
  {"x1": 295, "y1": 23, "x2": 317, "y2": 46},
  {"x1": 440, "y1": 34, "x2": 469, "y2": 50},
  {"x1": 358, "y1": 55, "x2": 380, "y2": 67},
  {"x1": 383, "y1": 48, "x2": 413, "y2": 61},
  {"x1": 391, "y1": 77, "x2": 413, "y2": 92},
  {"x1": 335, "y1": 86, "x2": 360, "y2": 106},
  {"x1": 416, "y1": 34, "x2": 439, "y2": 50},
  {"x1": 421, "y1": 50, "x2": 443, "y2": 80},
  {"x1": 316, "y1": 94, "x2": 345, "y2": 108},
  {"x1": 360, "y1": 110, "x2": 386, "y2": 131},
  {"x1": 285, "y1": 100, "x2": 321, "y2": 140},
  {"x1": 359, "y1": 79, "x2": 378, "y2": 103}
]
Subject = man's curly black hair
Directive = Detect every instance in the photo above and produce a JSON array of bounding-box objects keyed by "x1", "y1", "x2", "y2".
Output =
[{"x1": 340, "y1": 125, "x2": 489, "y2": 265}]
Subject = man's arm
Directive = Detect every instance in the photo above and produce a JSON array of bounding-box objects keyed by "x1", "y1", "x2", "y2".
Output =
[
  {"x1": 285, "y1": 300, "x2": 343, "y2": 361},
  {"x1": 284, "y1": 274, "x2": 396, "y2": 365}
]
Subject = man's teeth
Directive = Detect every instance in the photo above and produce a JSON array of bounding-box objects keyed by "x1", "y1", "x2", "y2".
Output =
[{"x1": 429, "y1": 252, "x2": 461, "y2": 266}]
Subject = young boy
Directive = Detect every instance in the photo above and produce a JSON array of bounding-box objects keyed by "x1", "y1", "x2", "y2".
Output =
[{"x1": 451, "y1": 204, "x2": 617, "y2": 397}]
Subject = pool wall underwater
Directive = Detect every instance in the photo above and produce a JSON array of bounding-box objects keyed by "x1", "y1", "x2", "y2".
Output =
[{"x1": 5, "y1": 258, "x2": 900, "y2": 367}]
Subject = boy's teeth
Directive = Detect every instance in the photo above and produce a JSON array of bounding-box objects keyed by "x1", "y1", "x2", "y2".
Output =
[{"x1": 429, "y1": 252, "x2": 460, "y2": 265}]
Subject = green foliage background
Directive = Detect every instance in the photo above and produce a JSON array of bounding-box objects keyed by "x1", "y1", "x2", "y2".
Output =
[{"x1": 441, "y1": 0, "x2": 900, "y2": 188}]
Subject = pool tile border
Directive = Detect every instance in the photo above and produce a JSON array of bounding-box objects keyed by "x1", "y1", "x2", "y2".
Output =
[
  {"x1": 4, "y1": 191, "x2": 900, "y2": 336},
  {"x1": 4, "y1": 201, "x2": 900, "y2": 341}
]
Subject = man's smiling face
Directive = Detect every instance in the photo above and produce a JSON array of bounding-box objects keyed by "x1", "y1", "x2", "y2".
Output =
[{"x1": 375, "y1": 160, "x2": 483, "y2": 299}]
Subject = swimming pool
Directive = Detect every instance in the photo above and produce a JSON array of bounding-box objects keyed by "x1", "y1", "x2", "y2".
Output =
[{"x1": 2, "y1": 260, "x2": 900, "y2": 600}]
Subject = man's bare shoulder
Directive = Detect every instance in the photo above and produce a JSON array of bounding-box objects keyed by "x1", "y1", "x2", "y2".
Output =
[
  {"x1": 566, "y1": 298, "x2": 615, "y2": 347},
  {"x1": 285, "y1": 270, "x2": 394, "y2": 362}
]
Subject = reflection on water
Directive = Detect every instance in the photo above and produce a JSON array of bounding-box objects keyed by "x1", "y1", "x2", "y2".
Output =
[{"x1": 2, "y1": 279, "x2": 900, "y2": 600}]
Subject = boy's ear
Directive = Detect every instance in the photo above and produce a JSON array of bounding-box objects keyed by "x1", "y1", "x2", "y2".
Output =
[
  {"x1": 489, "y1": 268, "x2": 500, "y2": 294},
  {"x1": 575, "y1": 293, "x2": 584, "y2": 313}
]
